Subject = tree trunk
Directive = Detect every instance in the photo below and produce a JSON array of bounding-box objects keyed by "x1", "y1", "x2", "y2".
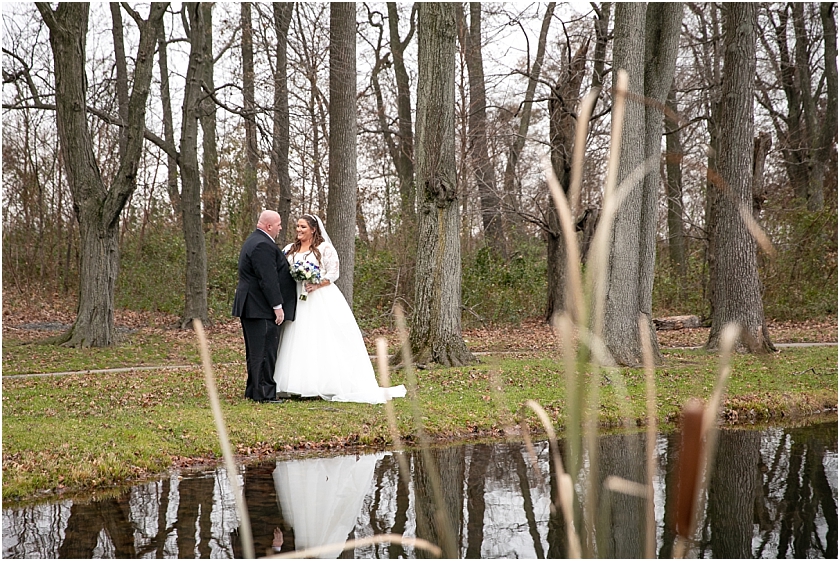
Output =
[
  {"x1": 270, "y1": 2, "x2": 293, "y2": 244},
  {"x1": 387, "y1": 2, "x2": 417, "y2": 231},
  {"x1": 410, "y1": 2, "x2": 475, "y2": 367},
  {"x1": 459, "y1": 3, "x2": 504, "y2": 254},
  {"x1": 241, "y1": 2, "x2": 260, "y2": 233},
  {"x1": 180, "y1": 2, "x2": 209, "y2": 328},
  {"x1": 501, "y1": 2, "x2": 555, "y2": 241},
  {"x1": 200, "y1": 3, "x2": 220, "y2": 235},
  {"x1": 664, "y1": 87, "x2": 686, "y2": 274},
  {"x1": 36, "y1": 2, "x2": 165, "y2": 347},
  {"x1": 752, "y1": 132, "x2": 772, "y2": 218},
  {"x1": 327, "y1": 2, "x2": 358, "y2": 305},
  {"x1": 706, "y1": 3, "x2": 774, "y2": 353},
  {"x1": 109, "y1": 4, "x2": 129, "y2": 158},
  {"x1": 639, "y1": 2, "x2": 682, "y2": 361},
  {"x1": 157, "y1": 22, "x2": 181, "y2": 219},
  {"x1": 603, "y1": 3, "x2": 680, "y2": 366},
  {"x1": 545, "y1": 40, "x2": 589, "y2": 322}
]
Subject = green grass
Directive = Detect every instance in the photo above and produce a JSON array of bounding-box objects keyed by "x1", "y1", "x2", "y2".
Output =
[
  {"x1": 2, "y1": 345, "x2": 836, "y2": 501},
  {"x1": 1, "y1": 331, "x2": 242, "y2": 375}
]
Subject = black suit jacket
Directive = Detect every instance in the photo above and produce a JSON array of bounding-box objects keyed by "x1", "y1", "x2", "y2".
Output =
[{"x1": 232, "y1": 230, "x2": 297, "y2": 322}]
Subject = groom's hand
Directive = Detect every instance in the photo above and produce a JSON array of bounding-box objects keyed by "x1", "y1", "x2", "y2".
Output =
[{"x1": 274, "y1": 308, "x2": 285, "y2": 324}]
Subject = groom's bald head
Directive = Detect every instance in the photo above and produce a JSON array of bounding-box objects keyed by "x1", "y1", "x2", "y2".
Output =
[{"x1": 257, "y1": 210, "x2": 282, "y2": 239}]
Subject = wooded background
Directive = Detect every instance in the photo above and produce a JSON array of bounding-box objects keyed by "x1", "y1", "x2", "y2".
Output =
[{"x1": 2, "y1": 3, "x2": 837, "y2": 364}]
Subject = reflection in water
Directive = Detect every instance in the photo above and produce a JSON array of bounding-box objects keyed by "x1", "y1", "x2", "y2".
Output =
[{"x1": 3, "y1": 420, "x2": 837, "y2": 558}]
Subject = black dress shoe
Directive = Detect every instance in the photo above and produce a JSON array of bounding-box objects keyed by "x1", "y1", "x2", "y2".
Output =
[{"x1": 261, "y1": 398, "x2": 285, "y2": 404}]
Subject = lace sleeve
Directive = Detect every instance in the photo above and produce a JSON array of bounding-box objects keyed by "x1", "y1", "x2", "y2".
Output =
[{"x1": 320, "y1": 243, "x2": 340, "y2": 283}]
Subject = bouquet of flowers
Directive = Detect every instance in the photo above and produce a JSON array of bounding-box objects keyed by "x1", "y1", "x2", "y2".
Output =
[{"x1": 290, "y1": 260, "x2": 321, "y2": 300}]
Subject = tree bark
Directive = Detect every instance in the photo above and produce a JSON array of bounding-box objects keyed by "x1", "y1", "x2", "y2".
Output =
[
  {"x1": 410, "y1": 2, "x2": 475, "y2": 367},
  {"x1": 501, "y1": 2, "x2": 555, "y2": 239},
  {"x1": 179, "y1": 2, "x2": 209, "y2": 328},
  {"x1": 706, "y1": 2, "x2": 774, "y2": 353},
  {"x1": 157, "y1": 21, "x2": 181, "y2": 219},
  {"x1": 200, "y1": 3, "x2": 220, "y2": 235},
  {"x1": 459, "y1": 3, "x2": 504, "y2": 254},
  {"x1": 639, "y1": 2, "x2": 682, "y2": 362},
  {"x1": 752, "y1": 132, "x2": 772, "y2": 218},
  {"x1": 109, "y1": 4, "x2": 129, "y2": 158},
  {"x1": 270, "y1": 2, "x2": 293, "y2": 244},
  {"x1": 664, "y1": 87, "x2": 686, "y2": 274},
  {"x1": 327, "y1": 2, "x2": 358, "y2": 305},
  {"x1": 604, "y1": 2, "x2": 680, "y2": 366},
  {"x1": 545, "y1": 40, "x2": 589, "y2": 322},
  {"x1": 241, "y1": 2, "x2": 260, "y2": 233},
  {"x1": 36, "y1": 2, "x2": 166, "y2": 347}
]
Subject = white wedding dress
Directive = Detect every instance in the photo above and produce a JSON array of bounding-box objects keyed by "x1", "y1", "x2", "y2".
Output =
[
  {"x1": 274, "y1": 242, "x2": 405, "y2": 403},
  {"x1": 272, "y1": 453, "x2": 383, "y2": 558}
]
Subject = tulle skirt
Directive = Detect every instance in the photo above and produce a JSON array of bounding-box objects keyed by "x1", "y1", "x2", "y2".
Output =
[
  {"x1": 273, "y1": 282, "x2": 405, "y2": 404},
  {"x1": 272, "y1": 454, "x2": 382, "y2": 558}
]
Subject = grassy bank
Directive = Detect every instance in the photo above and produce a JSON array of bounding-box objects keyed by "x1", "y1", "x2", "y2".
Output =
[{"x1": 2, "y1": 342, "x2": 836, "y2": 502}]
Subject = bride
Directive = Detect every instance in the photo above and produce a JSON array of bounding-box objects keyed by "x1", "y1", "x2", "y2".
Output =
[{"x1": 273, "y1": 214, "x2": 406, "y2": 404}]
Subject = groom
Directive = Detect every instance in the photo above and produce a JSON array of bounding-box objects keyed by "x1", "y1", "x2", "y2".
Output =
[{"x1": 232, "y1": 210, "x2": 297, "y2": 403}]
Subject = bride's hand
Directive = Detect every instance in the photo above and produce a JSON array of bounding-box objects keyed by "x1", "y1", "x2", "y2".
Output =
[{"x1": 304, "y1": 282, "x2": 319, "y2": 293}]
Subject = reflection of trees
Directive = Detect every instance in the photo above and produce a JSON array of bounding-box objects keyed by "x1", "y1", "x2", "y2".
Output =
[
  {"x1": 175, "y1": 474, "x2": 215, "y2": 558},
  {"x1": 597, "y1": 432, "x2": 646, "y2": 558},
  {"x1": 658, "y1": 432, "x2": 680, "y2": 559},
  {"x1": 233, "y1": 463, "x2": 286, "y2": 558},
  {"x1": 773, "y1": 423, "x2": 838, "y2": 558},
  {"x1": 511, "y1": 444, "x2": 546, "y2": 558},
  {"x1": 412, "y1": 446, "x2": 464, "y2": 558},
  {"x1": 464, "y1": 443, "x2": 491, "y2": 558},
  {"x1": 707, "y1": 429, "x2": 762, "y2": 558},
  {"x1": 5, "y1": 422, "x2": 837, "y2": 558},
  {"x1": 365, "y1": 453, "x2": 410, "y2": 559},
  {"x1": 57, "y1": 495, "x2": 135, "y2": 558}
]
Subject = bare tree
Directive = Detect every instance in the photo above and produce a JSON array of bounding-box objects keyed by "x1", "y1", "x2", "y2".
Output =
[
  {"x1": 458, "y1": 3, "x2": 504, "y2": 254},
  {"x1": 387, "y1": 2, "x2": 417, "y2": 231},
  {"x1": 200, "y1": 3, "x2": 220, "y2": 235},
  {"x1": 270, "y1": 2, "x2": 294, "y2": 244},
  {"x1": 157, "y1": 17, "x2": 181, "y2": 219},
  {"x1": 410, "y1": 2, "x2": 474, "y2": 367},
  {"x1": 664, "y1": 87, "x2": 686, "y2": 274},
  {"x1": 545, "y1": 40, "x2": 589, "y2": 321},
  {"x1": 179, "y1": 2, "x2": 209, "y2": 327},
  {"x1": 706, "y1": 2, "x2": 774, "y2": 353},
  {"x1": 501, "y1": 2, "x2": 555, "y2": 241},
  {"x1": 327, "y1": 2, "x2": 358, "y2": 304},
  {"x1": 34, "y1": 2, "x2": 167, "y2": 347},
  {"x1": 757, "y1": 2, "x2": 837, "y2": 211},
  {"x1": 241, "y1": 2, "x2": 259, "y2": 231}
]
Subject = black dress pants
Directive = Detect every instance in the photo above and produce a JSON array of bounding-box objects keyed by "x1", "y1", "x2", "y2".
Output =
[{"x1": 241, "y1": 317, "x2": 280, "y2": 401}]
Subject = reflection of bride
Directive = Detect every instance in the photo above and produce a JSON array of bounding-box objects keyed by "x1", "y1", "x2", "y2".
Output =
[
  {"x1": 272, "y1": 454, "x2": 381, "y2": 558},
  {"x1": 273, "y1": 214, "x2": 405, "y2": 404}
]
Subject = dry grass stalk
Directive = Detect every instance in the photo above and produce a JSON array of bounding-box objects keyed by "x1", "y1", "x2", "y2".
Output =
[
  {"x1": 603, "y1": 475, "x2": 647, "y2": 497},
  {"x1": 523, "y1": 399, "x2": 582, "y2": 558},
  {"x1": 639, "y1": 314, "x2": 658, "y2": 559},
  {"x1": 193, "y1": 319, "x2": 255, "y2": 559},
  {"x1": 673, "y1": 323, "x2": 739, "y2": 558},
  {"x1": 265, "y1": 533, "x2": 442, "y2": 559},
  {"x1": 375, "y1": 337, "x2": 413, "y2": 492}
]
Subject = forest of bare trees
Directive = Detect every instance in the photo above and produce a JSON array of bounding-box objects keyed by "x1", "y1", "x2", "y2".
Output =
[{"x1": 2, "y1": 3, "x2": 837, "y2": 365}]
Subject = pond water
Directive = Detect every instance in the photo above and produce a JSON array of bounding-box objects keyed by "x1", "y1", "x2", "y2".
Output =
[{"x1": 3, "y1": 418, "x2": 837, "y2": 559}]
